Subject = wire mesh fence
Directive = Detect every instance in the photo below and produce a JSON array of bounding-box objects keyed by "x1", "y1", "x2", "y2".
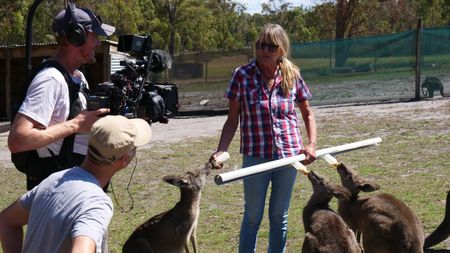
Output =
[{"x1": 160, "y1": 26, "x2": 449, "y2": 113}]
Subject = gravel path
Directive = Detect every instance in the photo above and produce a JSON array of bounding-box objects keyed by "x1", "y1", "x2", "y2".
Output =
[
  {"x1": 0, "y1": 115, "x2": 228, "y2": 164},
  {"x1": 151, "y1": 97, "x2": 449, "y2": 144}
]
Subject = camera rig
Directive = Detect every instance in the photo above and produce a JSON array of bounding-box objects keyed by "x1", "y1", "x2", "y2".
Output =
[
  {"x1": 23, "y1": 1, "x2": 177, "y2": 124},
  {"x1": 88, "y1": 34, "x2": 179, "y2": 124}
]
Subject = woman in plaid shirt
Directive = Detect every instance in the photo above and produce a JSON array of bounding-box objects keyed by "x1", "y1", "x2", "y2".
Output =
[{"x1": 211, "y1": 24, "x2": 317, "y2": 253}]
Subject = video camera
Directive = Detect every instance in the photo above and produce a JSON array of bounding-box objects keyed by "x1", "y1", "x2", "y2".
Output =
[{"x1": 87, "y1": 34, "x2": 179, "y2": 124}]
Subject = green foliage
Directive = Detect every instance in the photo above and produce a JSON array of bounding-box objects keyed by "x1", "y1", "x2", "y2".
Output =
[
  {"x1": 177, "y1": 1, "x2": 217, "y2": 51},
  {"x1": 0, "y1": 4, "x2": 26, "y2": 44},
  {"x1": 0, "y1": 0, "x2": 449, "y2": 53},
  {"x1": 107, "y1": 0, "x2": 145, "y2": 36}
]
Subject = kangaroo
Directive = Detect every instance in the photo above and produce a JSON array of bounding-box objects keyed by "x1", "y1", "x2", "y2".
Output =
[
  {"x1": 424, "y1": 190, "x2": 450, "y2": 249},
  {"x1": 302, "y1": 170, "x2": 362, "y2": 253},
  {"x1": 422, "y1": 76, "x2": 445, "y2": 98},
  {"x1": 336, "y1": 163, "x2": 424, "y2": 253},
  {"x1": 122, "y1": 163, "x2": 211, "y2": 253}
]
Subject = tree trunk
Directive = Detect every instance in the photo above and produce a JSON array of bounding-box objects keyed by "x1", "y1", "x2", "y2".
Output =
[
  {"x1": 335, "y1": 0, "x2": 355, "y2": 67},
  {"x1": 167, "y1": 3, "x2": 177, "y2": 57}
]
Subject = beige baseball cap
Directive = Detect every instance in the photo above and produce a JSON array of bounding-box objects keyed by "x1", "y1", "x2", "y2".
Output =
[{"x1": 88, "y1": 115, "x2": 152, "y2": 163}]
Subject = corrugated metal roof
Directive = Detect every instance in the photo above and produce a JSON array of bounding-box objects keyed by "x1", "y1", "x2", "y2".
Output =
[
  {"x1": 0, "y1": 39, "x2": 129, "y2": 75},
  {"x1": 111, "y1": 58, "x2": 124, "y2": 74},
  {"x1": 0, "y1": 42, "x2": 56, "y2": 48},
  {"x1": 110, "y1": 51, "x2": 133, "y2": 74},
  {"x1": 0, "y1": 39, "x2": 117, "y2": 48}
]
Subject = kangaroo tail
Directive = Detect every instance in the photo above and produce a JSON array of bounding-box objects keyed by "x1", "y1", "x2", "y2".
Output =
[{"x1": 424, "y1": 190, "x2": 450, "y2": 248}]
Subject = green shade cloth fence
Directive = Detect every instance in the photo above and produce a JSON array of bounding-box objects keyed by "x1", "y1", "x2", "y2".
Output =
[
  {"x1": 160, "y1": 26, "x2": 450, "y2": 112},
  {"x1": 291, "y1": 27, "x2": 449, "y2": 105}
]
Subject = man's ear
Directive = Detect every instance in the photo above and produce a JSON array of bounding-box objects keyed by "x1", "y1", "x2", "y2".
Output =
[{"x1": 118, "y1": 153, "x2": 131, "y2": 167}]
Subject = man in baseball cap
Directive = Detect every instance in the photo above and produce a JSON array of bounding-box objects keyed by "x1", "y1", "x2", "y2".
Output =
[
  {"x1": 88, "y1": 115, "x2": 152, "y2": 164},
  {"x1": 52, "y1": 2, "x2": 115, "y2": 38},
  {"x1": 8, "y1": 2, "x2": 116, "y2": 190},
  {"x1": 0, "y1": 115, "x2": 151, "y2": 252}
]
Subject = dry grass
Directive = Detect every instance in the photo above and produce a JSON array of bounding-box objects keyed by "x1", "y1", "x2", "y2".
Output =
[{"x1": 0, "y1": 98, "x2": 449, "y2": 252}]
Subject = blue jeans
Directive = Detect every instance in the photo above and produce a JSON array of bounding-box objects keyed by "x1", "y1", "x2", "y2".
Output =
[{"x1": 239, "y1": 155, "x2": 297, "y2": 253}]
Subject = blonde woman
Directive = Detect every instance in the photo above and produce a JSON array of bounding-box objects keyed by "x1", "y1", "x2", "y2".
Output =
[{"x1": 211, "y1": 24, "x2": 317, "y2": 252}]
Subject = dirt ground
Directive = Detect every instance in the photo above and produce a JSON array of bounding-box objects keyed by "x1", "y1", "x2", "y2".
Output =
[
  {"x1": 0, "y1": 97, "x2": 449, "y2": 250},
  {"x1": 2, "y1": 97, "x2": 448, "y2": 165},
  {"x1": 150, "y1": 96, "x2": 450, "y2": 143}
]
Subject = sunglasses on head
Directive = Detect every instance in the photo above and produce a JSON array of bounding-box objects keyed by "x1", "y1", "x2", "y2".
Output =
[{"x1": 255, "y1": 42, "x2": 279, "y2": 52}]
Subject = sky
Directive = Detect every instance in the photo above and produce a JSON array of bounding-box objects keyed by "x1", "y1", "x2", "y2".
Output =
[{"x1": 240, "y1": 0, "x2": 317, "y2": 14}]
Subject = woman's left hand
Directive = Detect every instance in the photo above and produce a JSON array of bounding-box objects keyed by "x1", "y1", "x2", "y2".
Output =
[{"x1": 300, "y1": 143, "x2": 317, "y2": 165}]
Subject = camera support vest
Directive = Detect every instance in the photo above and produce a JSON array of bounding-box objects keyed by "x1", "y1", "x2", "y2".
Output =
[{"x1": 11, "y1": 60, "x2": 86, "y2": 189}]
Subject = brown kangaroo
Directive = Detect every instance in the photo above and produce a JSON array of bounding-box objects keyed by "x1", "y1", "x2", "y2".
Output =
[
  {"x1": 336, "y1": 163, "x2": 424, "y2": 253},
  {"x1": 424, "y1": 190, "x2": 450, "y2": 249},
  {"x1": 302, "y1": 170, "x2": 362, "y2": 253},
  {"x1": 122, "y1": 164, "x2": 211, "y2": 253}
]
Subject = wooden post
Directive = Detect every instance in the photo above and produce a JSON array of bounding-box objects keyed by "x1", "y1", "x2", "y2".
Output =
[
  {"x1": 102, "y1": 43, "x2": 111, "y2": 82},
  {"x1": 205, "y1": 60, "x2": 208, "y2": 83},
  {"x1": 4, "y1": 49, "x2": 11, "y2": 121},
  {"x1": 415, "y1": 18, "x2": 422, "y2": 100}
]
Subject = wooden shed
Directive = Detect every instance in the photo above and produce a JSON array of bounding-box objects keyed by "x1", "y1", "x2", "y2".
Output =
[{"x1": 0, "y1": 40, "x2": 119, "y2": 121}]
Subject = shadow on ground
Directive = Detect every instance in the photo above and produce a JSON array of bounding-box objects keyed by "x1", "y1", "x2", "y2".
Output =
[{"x1": 425, "y1": 249, "x2": 450, "y2": 253}]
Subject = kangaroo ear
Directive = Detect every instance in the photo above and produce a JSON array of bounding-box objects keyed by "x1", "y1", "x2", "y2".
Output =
[
  {"x1": 358, "y1": 181, "x2": 380, "y2": 192},
  {"x1": 162, "y1": 175, "x2": 177, "y2": 185},
  {"x1": 174, "y1": 178, "x2": 190, "y2": 187},
  {"x1": 163, "y1": 175, "x2": 190, "y2": 187},
  {"x1": 333, "y1": 185, "x2": 351, "y2": 201}
]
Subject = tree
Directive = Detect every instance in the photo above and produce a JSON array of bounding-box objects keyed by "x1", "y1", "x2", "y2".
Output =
[
  {"x1": 309, "y1": 0, "x2": 420, "y2": 66},
  {"x1": 3, "y1": 0, "x2": 450, "y2": 58},
  {"x1": 258, "y1": 0, "x2": 314, "y2": 43},
  {"x1": 261, "y1": 0, "x2": 292, "y2": 15},
  {"x1": 152, "y1": 0, "x2": 186, "y2": 56},
  {"x1": 305, "y1": 2, "x2": 336, "y2": 41},
  {"x1": 178, "y1": 1, "x2": 216, "y2": 52},
  {"x1": 0, "y1": 0, "x2": 28, "y2": 44},
  {"x1": 207, "y1": 0, "x2": 251, "y2": 49}
]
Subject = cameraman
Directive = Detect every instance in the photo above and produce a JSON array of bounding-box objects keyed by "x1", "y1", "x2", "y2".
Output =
[{"x1": 8, "y1": 3, "x2": 115, "y2": 190}]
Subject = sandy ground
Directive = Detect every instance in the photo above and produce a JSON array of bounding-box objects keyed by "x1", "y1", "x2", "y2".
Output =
[
  {"x1": 0, "y1": 115, "x2": 228, "y2": 164},
  {"x1": 1, "y1": 97, "x2": 449, "y2": 165},
  {"x1": 149, "y1": 96, "x2": 450, "y2": 143}
]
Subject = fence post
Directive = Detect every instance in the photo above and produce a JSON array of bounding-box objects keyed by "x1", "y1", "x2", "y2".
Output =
[
  {"x1": 415, "y1": 18, "x2": 422, "y2": 100},
  {"x1": 205, "y1": 60, "x2": 208, "y2": 83},
  {"x1": 4, "y1": 49, "x2": 11, "y2": 121}
]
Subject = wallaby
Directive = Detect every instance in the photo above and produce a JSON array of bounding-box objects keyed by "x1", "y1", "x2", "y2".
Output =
[
  {"x1": 302, "y1": 170, "x2": 362, "y2": 253},
  {"x1": 424, "y1": 190, "x2": 450, "y2": 249},
  {"x1": 422, "y1": 76, "x2": 445, "y2": 98},
  {"x1": 336, "y1": 163, "x2": 424, "y2": 253},
  {"x1": 122, "y1": 163, "x2": 211, "y2": 253}
]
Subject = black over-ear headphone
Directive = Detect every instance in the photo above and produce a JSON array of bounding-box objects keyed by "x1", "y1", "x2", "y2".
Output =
[{"x1": 67, "y1": 1, "x2": 87, "y2": 47}]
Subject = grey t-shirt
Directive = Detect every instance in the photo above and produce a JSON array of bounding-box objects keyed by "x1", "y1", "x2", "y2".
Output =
[{"x1": 20, "y1": 167, "x2": 113, "y2": 253}]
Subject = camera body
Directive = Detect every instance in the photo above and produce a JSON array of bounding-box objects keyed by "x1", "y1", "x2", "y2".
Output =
[
  {"x1": 86, "y1": 96, "x2": 109, "y2": 111},
  {"x1": 87, "y1": 34, "x2": 178, "y2": 123}
]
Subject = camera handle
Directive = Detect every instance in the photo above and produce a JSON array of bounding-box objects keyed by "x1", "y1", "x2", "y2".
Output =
[{"x1": 127, "y1": 49, "x2": 158, "y2": 118}]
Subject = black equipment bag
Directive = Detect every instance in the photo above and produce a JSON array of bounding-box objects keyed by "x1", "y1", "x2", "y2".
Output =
[
  {"x1": 143, "y1": 82, "x2": 178, "y2": 123},
  {"x1": 154, "y1": 83, "x2": 179, "y2": 115},
  {"x1": 11, "y1": 60, "x2": 84, "y2": 188},
  {"x1": 146, "y1": 90, "x2": 166, "y2": 123}
]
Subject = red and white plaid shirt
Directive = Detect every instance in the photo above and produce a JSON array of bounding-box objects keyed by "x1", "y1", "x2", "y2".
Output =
[{"x1": 226, "y1": 60, "x2": 312, "y2": 159}]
